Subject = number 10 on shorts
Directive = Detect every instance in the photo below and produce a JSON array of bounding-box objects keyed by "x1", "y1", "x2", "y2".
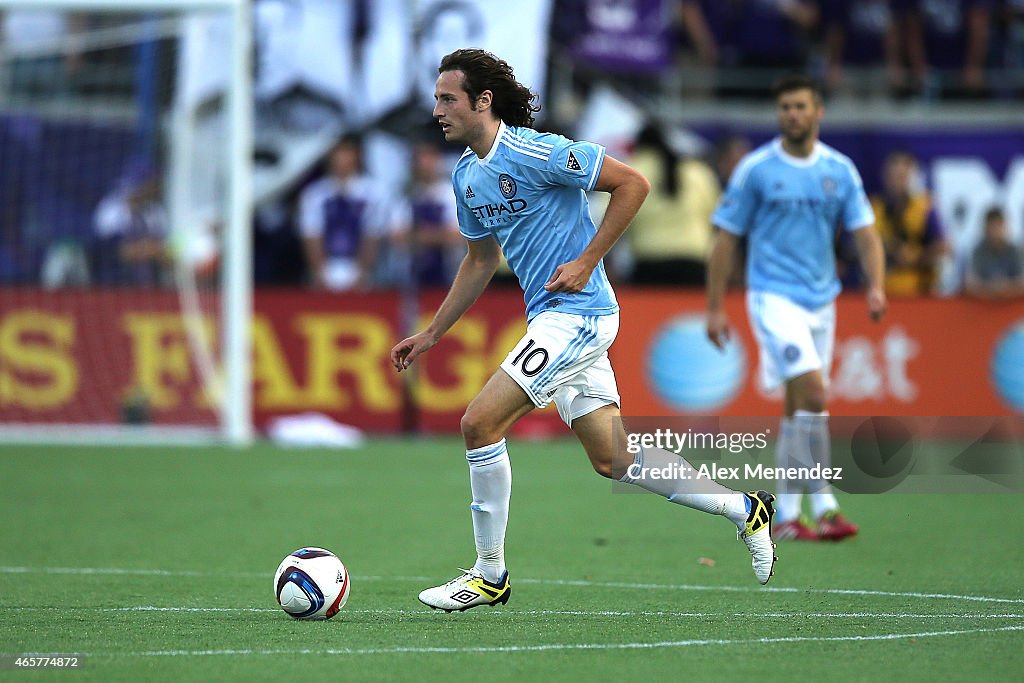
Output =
[{"x1": 511, "y1": 339, "x2": 549, "y2": 377}]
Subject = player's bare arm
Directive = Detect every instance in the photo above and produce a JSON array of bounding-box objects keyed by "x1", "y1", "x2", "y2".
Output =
[
  {"x1": 544, "y1": 155, "x2": 650, "y2": 294},
  {"x1": 391, "y1": 236, "x2": 501, "y2": 371},
  {"x1": 705, "y1": 228, "x2": 738, "y2": 349},
  {"x1": 852, "y1": 225, "x2": 888, "y2": 321}
]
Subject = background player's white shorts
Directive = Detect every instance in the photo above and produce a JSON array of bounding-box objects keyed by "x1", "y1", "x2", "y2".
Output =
[
  {"x1": 747, "y1": 290, "x2": 835, "y2": 391},
  {"x1": 500, "y1": 311, "x2": 621, "y2": 426}
]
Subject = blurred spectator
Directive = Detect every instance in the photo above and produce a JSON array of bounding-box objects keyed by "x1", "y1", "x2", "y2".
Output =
[
  {"x1": 679, "y1": 0, "x2": 721, "y2": 68},
  {"x1": 719, "y1": 0, "x2": 820, "y2": 96},
  {"x1": 626, "y1": 124, "x2": 718, "y2": 285},
  {"x1": 713, "y1": 134, "x2": 751, "y2": 187},
  {"x1": 395, "y1": 142, "x2": 463, "y2": 288},
  {"x1": 0, "y1": 10, "x2": 87, "y2": 98},
  {"x1": 870, "y1": 150, "x2": 948, "y2": 296},
  {"x1": 822, "y1": 0, "x2": 895, "y2": 94},
  {"x1": 253, "y1": 198, "x2": 306, "y2": 286},
  {"x1": 675, "y1": 0, "x2": 722, "y2": 95},
  {"x1": 91, "y1": 158, "x2": 169, "y2": 286},
  {"x1": 965, "y1": 206, "x2": 1024, "y2": 298},
  {"x1": 892, "y1": 0, "x2": 995, "y2": 98},
  {"x1": 297, "y1": 134, "x2": 395, "y2": 290},
  {"x1": 997, "y1": 0, "x2": 1024, "y2": 97}
]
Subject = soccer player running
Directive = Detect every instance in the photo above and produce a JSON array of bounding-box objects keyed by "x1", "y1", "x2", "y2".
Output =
[
  {"x1": 706, "y1": 74, "x2": 887, "y2": 542},
  {"x1": 391, "y1": 48, "x2": 777, "y2": 613}
]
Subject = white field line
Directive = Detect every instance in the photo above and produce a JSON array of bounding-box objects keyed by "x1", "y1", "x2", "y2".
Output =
[
  {"x1": 3, "y1": 565, "x2": 1023, "y2": 605},
  {"x1": 3, "y1": 606, "x2": 1024, "y2": 620},
  {"x1": 4, "y1": 626, "x2": 1023, "y2": 658},
  {"x1": 516, "y1": 578, "x2": 1024, "y2": 604}
]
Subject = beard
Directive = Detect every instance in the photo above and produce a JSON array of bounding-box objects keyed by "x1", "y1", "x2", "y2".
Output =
[{"x1": 782, "y1": 126, "x2": 812, "y2": 146}]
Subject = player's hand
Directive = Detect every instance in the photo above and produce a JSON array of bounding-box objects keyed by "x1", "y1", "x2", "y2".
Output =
[
  {"x1": 867, "y1": 287, "x2": 887, "y2": 322},
  {"x1": 390, "y1": 330, "x2": 439, "y2": 372},
  {"x1": 706, "y1": 309, "x2": 731, "y2": 350},
  {"x1": 544, "y1": 259, "x2": 593, "y2": 294}
]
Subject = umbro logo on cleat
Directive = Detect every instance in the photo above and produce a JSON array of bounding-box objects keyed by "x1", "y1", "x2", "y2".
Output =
[
  {"x1": 465, "y1": 185, "x2": 475, "y2": 199},
  {"x1": 419, "y1": 570, "x2": 511, "y2": 611}
]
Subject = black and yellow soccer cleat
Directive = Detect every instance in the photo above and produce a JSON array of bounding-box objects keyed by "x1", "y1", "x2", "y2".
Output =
[
  {"x1": 418, "y1": 568, "x2": 511, "y2": 612},
  {"x1": 739, "y1": 490, "x2": 778, "y2": 584}
]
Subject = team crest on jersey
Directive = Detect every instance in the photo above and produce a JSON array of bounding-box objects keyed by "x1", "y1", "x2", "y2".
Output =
[
  {"x1": 465, "y1": 185, "x2": 476, "y2": 199},
  {"x1": 498, "y1": 173, "x2": 517, "y2": 199},
  {"x1": 783, "y1": 344, "x2": 801, "y2": 363},
  {"x1": 566, "y1": 150, "x2": 587, "y2": 172},
  {"x1": 821, "y1": 177, "x2": 837, "y2": 194}
]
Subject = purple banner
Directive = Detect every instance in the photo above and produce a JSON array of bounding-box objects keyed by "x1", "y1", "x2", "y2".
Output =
[{"x1": 570, "y1": 0, "x2": 675, "y2": 74}]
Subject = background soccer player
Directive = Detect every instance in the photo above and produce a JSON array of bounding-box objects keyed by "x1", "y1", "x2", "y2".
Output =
[
  {"x1": 392, "y1": 48, "x2": 778, "y2": 612},
  {"x1": 706, "y1": 74, "x2": 887, "y2": 542}
]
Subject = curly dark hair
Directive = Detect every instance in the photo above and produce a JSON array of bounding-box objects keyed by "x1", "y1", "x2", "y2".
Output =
[{"x1": 438, "y1": 48, "x2": 540, "y2": 128}]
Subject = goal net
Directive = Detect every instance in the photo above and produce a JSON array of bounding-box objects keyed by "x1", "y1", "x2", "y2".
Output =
[{"x1": 0, "y1": 0, "x2": 251, "y2": 444}]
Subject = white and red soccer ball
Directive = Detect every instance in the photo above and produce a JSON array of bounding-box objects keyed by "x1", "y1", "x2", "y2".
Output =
[{"x1": 273, "y1": 547, "x2": 350, "y2": 620}]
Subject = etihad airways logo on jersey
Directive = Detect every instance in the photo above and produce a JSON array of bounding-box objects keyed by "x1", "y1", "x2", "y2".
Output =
[
  {"x1": 469, "y1": 198, "x2": 529, "y2": 224},
  {"x1": 766, "y1": 197, "x2": 833, "y2": 210}
]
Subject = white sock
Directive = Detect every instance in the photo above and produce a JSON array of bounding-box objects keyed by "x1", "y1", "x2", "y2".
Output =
[
  {"x1": 810, "y1": 491, "x2": 839, "y2": 519},
  {"x1": 467, "y1": 439, "x2": 511, "y2": 583},
  {"x1": 619, "y1": 445, "x2": 750, "y2": 528},
  {"x1": 774, "y1": 417, "x2": 803, "y2": 523},
  {"x1": 793, "y1": 410, "x2": 839, "y2": 519}
]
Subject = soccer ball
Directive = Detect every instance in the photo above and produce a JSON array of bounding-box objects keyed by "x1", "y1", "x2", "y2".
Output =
[{"x1": 273, "y1": 547, "x2": 350, "y2": 620}]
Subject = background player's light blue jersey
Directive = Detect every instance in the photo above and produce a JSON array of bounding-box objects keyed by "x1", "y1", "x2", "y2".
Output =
[
  {"x1": 453, "y1": 122, "x2": 617, "y2": 322},
  {"x1": 712, "y1": 138, "x2": 875, "y2": 310}
]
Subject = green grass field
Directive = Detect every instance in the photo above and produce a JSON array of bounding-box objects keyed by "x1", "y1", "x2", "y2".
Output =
[{"x1": 1, "y1": 438, "x2": 1022, "y2": 681}]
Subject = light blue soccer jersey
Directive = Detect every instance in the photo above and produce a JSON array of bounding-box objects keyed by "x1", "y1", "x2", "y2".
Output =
[
  {"x1": 453, "y1": 121, "x2": 618, "y2": 322},
  {"x1": 712, "y1": 138, "x2": 875, "y2": 309}
]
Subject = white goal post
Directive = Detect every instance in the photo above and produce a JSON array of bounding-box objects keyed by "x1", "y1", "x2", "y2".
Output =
[{"x1": 0, "y1": 0, "x2": 252, "y2": 445}]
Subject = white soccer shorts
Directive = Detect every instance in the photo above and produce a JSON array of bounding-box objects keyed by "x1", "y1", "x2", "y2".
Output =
[
  {"x1": 500, "y1": 311, "x2": 621, "y2": 426},
  {"x1": 747, "y1": 290, "x2": 835, "y2": 391}
]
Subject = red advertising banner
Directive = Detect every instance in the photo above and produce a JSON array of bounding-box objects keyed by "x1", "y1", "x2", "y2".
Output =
[
  {"x1": 249, "y1": 291, "x2": 405, "y2": 431},
  {"x1": 612, "y1": 291, "x2": 1024, "y2": 417},
  {"x1": 0, "y1": 288, "x2": 1020, "y2": 433},
  {"x1": 256, "y1": 289, "x2": 531, "y2": 432},
  {"x1": 0, "y1": 289, "x2": 408, "y2": 430},
  {"x1": 0, "y1": 288, "x2": 216, "y2": 427}
]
